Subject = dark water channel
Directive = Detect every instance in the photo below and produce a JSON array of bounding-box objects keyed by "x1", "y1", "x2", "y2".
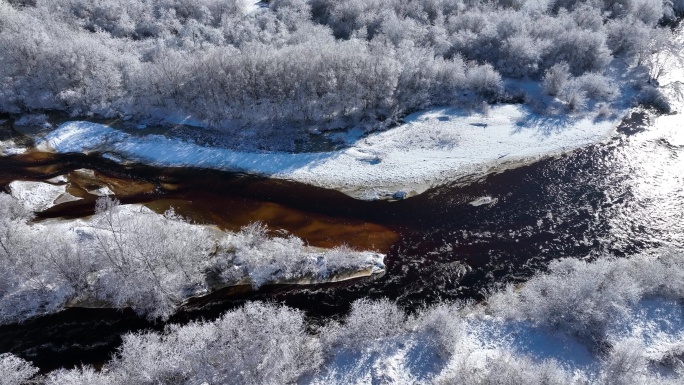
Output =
[{"x1": 1, "y1": 113, "x2": 683, "y2": 372}]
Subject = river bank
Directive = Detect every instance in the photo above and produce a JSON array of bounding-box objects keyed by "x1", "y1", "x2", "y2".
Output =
[
  {"x1": 0, "y1": 190, "x2": 386, "y2": 325},
  {"x1": 33, "y1": 104, "x2": 622, "y2": 200}
]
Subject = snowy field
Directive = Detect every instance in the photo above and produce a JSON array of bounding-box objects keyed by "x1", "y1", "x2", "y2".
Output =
[{"x1": 38, "y1": 105, "x2": 621, "y2": 200}]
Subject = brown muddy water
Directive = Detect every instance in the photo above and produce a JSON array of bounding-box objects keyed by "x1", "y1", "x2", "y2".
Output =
[{"x1": 1, "y1": 112, "x2": 684, "y2": 372}]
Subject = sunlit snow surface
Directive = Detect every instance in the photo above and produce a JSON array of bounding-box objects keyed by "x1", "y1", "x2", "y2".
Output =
[
  {"x1": 303, "y1": 300, "x2": 684, "y2": 384},
  {"x1": 38, "y1": 104, "x2": 620, "y2": 200},
  {"x1": 0, "y1": 139, "x2": 26, "y2": 156},
  {"x1": 651, "y1": 23, "x2": 684, "y2": 148},
  {"x1": 8, "y1": 181, "x2": 80, "y2": 212},
  {"x1": 242, "y1": 0, "x2": 266, "y2": 14}
]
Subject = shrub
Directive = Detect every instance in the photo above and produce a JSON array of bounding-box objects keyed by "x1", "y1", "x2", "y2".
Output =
[
  {"x1": 638, "y1": 85, "x2": 671, "y2": 113},
  {"x1": 0, "y1": 353, "x2": 38, "y2": 385},
  {"x1": 107, "y1": 302, "x2": 322, "y2": 385}
]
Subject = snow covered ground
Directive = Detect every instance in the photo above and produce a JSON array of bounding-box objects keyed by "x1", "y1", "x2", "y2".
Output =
[
  {"x1": 37, "y1": 104, "x2": 621, "y2": 200},
  {"x1": 242, "y1": 0, "x2": 266, "y2": 14},
  {"x1": 0, "y1": 139, "x2": 27, "y2": 156},
  {"x1": 649, "y1": 27, "x2": 684, "y2": 147},
  {"x1": 304, "y1": 317, "x2": 595, "y2": 385},
  {"x1": 8, "y1": 180, "x2": 80, "y2": 212},
  {"x1": 304, "y1": 303, "x2": 684, "y2": 385}
]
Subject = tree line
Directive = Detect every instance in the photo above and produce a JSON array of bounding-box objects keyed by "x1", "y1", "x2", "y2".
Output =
[{"x1": 0, "y1": 0, "x2": 679, "y2": 134}]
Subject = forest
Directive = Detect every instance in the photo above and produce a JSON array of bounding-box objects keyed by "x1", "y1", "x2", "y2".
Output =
[{"x1": 0, "y1": 0, "x2": 680, "y2": 135}]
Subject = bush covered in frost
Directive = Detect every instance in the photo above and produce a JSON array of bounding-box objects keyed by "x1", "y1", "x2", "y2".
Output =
[
  {"x1": 489, "y1": 250, "x2": 684, "y2": 347},
  {"x1": 0, "y1": 194, "x2": 383, "y2": 323},
  {"x1": 8, "y1": 247, "x2": 684, "y2": 385},
  {"x1": 0, "y1": 0, "x2": 679, "y2": 133},
  {"x1": 0, "y1": 353, "x2": 38, "y2": 385}
]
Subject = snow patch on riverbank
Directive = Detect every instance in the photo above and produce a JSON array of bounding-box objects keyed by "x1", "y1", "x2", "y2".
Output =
[
  {"x1": 242, "y1": 0, "x2": 266, "y2": 14},
  {"x1": 38, "y1": 104, "x2": 620, "y2": 200},
  {"x1": 8, "y1": 181, "x2": 78, "y2": 212},
  {"x1": 0, "y1": 139, "x2": 27, "y2": 156}
]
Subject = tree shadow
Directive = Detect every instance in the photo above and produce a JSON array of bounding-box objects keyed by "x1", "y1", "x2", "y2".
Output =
[{"x1": 513, "y1": 112, "x2": 574, "y2": 137}]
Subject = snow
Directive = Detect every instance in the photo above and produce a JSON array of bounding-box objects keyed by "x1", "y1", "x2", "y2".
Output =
[
  {"x1": 469, "y1": 196, "x2": 497, "y2": 206},
  {"x1": 636, "y1": 25, "x2": 684, "y2": 148},
  {"x1": 53, "y1": 191, "x2": 81, "y2": 205},
  {"x1": 488, "y1": 318, "x2": 595, "y2": 369},
  {"x1": 161, "y1": 112, "x2": 207, "y2": 128},
  {"x1": 308, "y1": 339, "x2": 443, "y2": 385},
  {"x1": 241, "y1": 0, "x2": 265, "y2": 14},
  {"x1": 38, "y1": 104, "x2": 621, "y2": 200},
  {"x1": 0, "y1": 139, "x2": 26, "y2": 155},
  {"x1": 646, "y1": 99, "x2": 684, "y2": 148},
  {"x1": 609, "y1": 298, "x2": 684, "y2": 341},
  {"x1": 46, "y1": 175, "x2": 68, "y2": 183},
  {"x1": 650, "y1": 48, "x2": 684, "y2": 146},
  {"x1": 87, "y1": 186, "x2": 114, "y2": 196},
  {"x1": 8, "y1": 181, "x2": 77, "y2": 212}
]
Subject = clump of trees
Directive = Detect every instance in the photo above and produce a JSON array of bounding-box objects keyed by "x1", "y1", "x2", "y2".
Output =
[
  {"x1": 0, "y1": 353, "x2": 38, "y2": 385},
  {"x1": 489, "y1": 249, "x2": 684, "y2": 348},
  {"x1": 0, "y1": 193, "x2": 381, "y2": 323},
  {"x1": 0, "y1": 0, "x2": 679, "y2": 134},
  {"x1": 43, "y1": 302, "x2": 323, "y2": 385},
  {"x1": 8, "y1": 247, "x2": 684, "y2": 384}
]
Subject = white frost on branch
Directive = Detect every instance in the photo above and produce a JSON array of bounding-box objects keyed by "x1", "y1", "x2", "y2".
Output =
[{"x1": 0, "y1": 194, "x2": 385, "y2": 323}]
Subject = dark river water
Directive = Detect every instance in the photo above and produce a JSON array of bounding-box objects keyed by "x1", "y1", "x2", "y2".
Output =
[{"x1": 0, "y1": 112, "x2": 683, "y2": 372}]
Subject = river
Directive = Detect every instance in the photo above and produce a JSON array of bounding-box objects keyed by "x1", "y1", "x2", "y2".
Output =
[{"x1": 0, "y1": 111, "x2": 683, "y2": 372}]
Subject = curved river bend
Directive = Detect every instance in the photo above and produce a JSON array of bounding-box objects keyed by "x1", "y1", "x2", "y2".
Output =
[{"x1": 0, "y1": 112, "x2": 683, "y2": 372}]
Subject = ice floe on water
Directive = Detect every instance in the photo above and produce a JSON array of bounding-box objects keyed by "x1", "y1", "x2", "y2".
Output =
[{"x1": 469, "y1": 196, "x2": 498, "y2": 206}]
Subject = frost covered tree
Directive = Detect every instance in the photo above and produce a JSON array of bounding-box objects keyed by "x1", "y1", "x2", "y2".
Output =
[
  {"x1": 0, "y1": 353, "x2": 38, "y2": 385},
  {"x1": 87, "y1": 197, "x2": 211, "y2": 319},
  {"x1": 0, "y1": 0, "x2": 678, "y2": 133},
  {"x1": 95, "y1": 302, "x2": 321, "y2": 385},
  {"x1": 0, "y1": 193, "x2": 383, "y2": 324},
  {"x1": 543, "y1": 62, "x2": 572, "y2": 97},
  {"x1": 13, "y1": 247, "x2": 684, "y2": 385},
  {"x1": 0, "y1": 194, "x2": 75, "y2": 323}
]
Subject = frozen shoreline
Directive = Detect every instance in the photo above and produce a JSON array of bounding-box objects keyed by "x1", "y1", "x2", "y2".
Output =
[
  {"x1": 37, "y1": 104, "x2": 622, "y2": 200},
  {"x1": 8, "y1": 180, "x2": 79, "y2": 212},
  {"x1": 0, "y1": 193, "x2": 386, "y2": 324}
]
